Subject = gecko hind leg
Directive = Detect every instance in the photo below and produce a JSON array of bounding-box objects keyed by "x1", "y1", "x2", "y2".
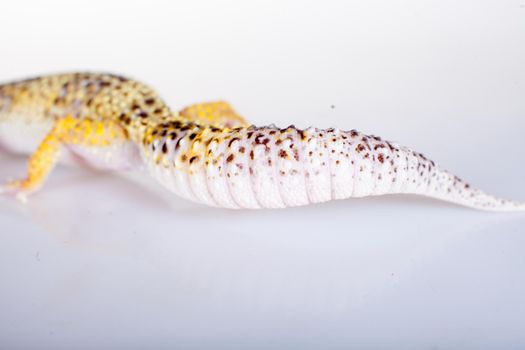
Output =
[
  {"x1": 0, "y1": 116, "x2": 126, "y2": 201},
  {"x1": 1, "y1": 124, "x2": 63, "y2": 201},
  {"x1": 179, "y1": 101, "x2": 250, "y2": 128}
]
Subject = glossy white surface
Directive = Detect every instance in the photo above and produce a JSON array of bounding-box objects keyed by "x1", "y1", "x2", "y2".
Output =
[{"x1": 1, "y1": 0, "x2": 524, "y2": 349}]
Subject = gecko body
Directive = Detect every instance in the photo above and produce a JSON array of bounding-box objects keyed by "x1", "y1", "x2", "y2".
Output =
[{"x1": 0, "y1": 73, "x2": 523, "y2": 211}]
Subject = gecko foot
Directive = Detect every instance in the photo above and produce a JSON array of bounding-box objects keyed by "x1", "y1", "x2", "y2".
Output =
[{"x1": 0, "y1": 179, "x2": 32, "y2": 203}]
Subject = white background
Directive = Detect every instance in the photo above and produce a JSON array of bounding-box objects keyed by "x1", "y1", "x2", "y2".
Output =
[{"x1": 1, "y1": 0, "x2": 524, "y2": 349}]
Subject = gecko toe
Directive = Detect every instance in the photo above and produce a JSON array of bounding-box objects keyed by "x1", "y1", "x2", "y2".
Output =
[{"x1": 0, "y1": 180, "x2": 31, "y2": 202}]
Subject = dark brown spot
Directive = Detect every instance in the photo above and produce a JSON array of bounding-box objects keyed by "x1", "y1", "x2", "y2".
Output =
[
  {"x1": 228, "y1": 137, "x2": 240, "y2": 147},
  {"x1": 279, "y1": 150, "x2": 287, "y2": 158},
  {"x1": 378, "y1": 154, "x2": 385, "y2": 164},
  {"x1": 281, "y1": 124, "x2": 296, "y2": 132},
  {"x1": 298, "y1": 129, "x2": 306, "y2": 140},
  {"x1": 189, "y1": 156, "x2": 198, "y2": 164},
  {"x1": 175, "y1": 137, "x2": 184, "y2": 149},
  {"x1": 293, "y1": 150, "x2": 300, "y2": 161},
  {"x1": 226, "y1": 154, "x2": 234, "y2": 163}
]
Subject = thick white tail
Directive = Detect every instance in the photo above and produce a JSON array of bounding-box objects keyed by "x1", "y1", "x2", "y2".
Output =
[{"x1": 141, "y1": 124, "x2": 525, "y2": 211}]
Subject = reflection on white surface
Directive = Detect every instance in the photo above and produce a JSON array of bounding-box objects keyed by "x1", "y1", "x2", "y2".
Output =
[
  {"x1": 1, "y1": 151, "x2": 524, "y2": 349},
  {"x1": 1, "y1": 0, "x2": 525, "y2": 348}
]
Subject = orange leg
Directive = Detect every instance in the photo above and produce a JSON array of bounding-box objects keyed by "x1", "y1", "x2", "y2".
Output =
[
  {"x1": 1, "y1": 116, "x2": 126, "y2": 201},
  {"x1": 179, "y1": 101, "x2": 250, "y2": 128}
]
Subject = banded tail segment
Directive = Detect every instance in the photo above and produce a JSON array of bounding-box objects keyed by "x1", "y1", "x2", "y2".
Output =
[{"x1": 140, "y1": 123, "x2": 525, "y2": 211}]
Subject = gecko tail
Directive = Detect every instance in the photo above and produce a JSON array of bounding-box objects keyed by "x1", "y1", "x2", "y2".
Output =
[
  {"x1": 323, "y1": 130, "x2": 525, "y2": 212},
  {"x1": 418, "y1": 172, "x2": 525, "y2": 212},
  {"x1": 391, "y1": 149, "x2": 525, "y2": 212},
  {"x1": 136, "y1": 122, "x2": 524, "y2": 212},
  {"x1": 439, "y1": 195, "x2": 525, "y2": 212}
]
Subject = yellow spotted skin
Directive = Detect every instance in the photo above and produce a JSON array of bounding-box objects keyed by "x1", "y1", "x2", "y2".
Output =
[
  {"x1": 0, "y1": 73, "x2": 242, "y2": 198},
  {"x1": 0, "y1": 72, "x2": 524, "y2": 211}
]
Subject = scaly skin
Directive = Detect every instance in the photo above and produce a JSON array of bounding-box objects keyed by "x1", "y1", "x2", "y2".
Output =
[{"x1": 0, "y1": 72, "x2": 523, "y2": 211}]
